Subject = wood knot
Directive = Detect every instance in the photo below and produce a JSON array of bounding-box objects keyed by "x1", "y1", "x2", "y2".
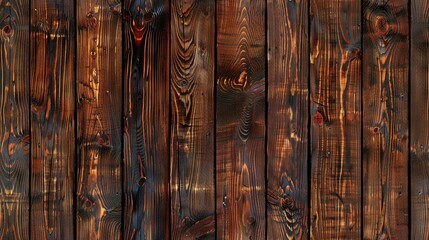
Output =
[
  {"x1": 312, "y1": 111, "x2": 323, "y2": 125},
  {"x1": 372, "y1": 126, "x2": 379, "y2": 134},
  {"x1": 138, "y1": 177, "x2": 146, "y2": 186},
  {"x1": 86, "y1": 12, "x2": 98, "y2": 29},
  {"x1": 2, "y1": 25, "x2": 13, "y2": 36},
  {"x1": 246, "y1": 216, "x2": 256, "y2": 225},
  {"x1": 375, "y1": 16, "x2": 389, "y2": 36}
]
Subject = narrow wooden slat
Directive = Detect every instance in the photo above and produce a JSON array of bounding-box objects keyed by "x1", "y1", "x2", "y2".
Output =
[
  {"x1": 410, "y1": 0, "x2": 429, "y2": 238},
  {"x1": 267, "y1": 0, "x2": 309, "y2": 239},
  {"x1": 216, "y1": 0, "x2": 266, "y2": 238},
  {"x1": 170, "y1": 0, "x2": 215, "y2": 238},
  {"x1": 309, "y1": 0, "x2": 362, "y2": 238},
  {"x1": 0, "y1": 0, "x2": 30, "y2": 239},
  {"x1": 362, "y1": 0, "x2": 409, "y2": 238},
  {"x1": 123, "y1": 0, "x2": 170, "y2": 238},
  {"x1": 30, "y1": 0, "x2": 75, "y2": 239},
  {"x1": 363, "y1": 0, "x2": 409, "y2": 239},
  {"x1": 76, "y1": 0, "x2": 122, "y2": 238}
]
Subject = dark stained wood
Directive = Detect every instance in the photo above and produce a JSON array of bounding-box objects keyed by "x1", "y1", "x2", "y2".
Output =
[
  {"x1": 30, "y1": 0, "x2": 75, "y2": 239},
  {"x1": 76, "y1": 0, "x2": 122, "y2": 238},
  {"x1": 216, "y1": 0, "x2": 266, "y2": 238},
  {"x1": 410, "y1": 0, "x2": 429, "y2": 238},
  {"x1": 267, "y1": 0, "x2": 309, "y2": 238},
  {"x1": 170, "y1": 0, "x2": 215, "y2": 239},
  {"x1": 123, "y1": 0, "x2": 170, "y2": 239},
  {"x1": 362, "y1": 0, "x2": 409, "y2": 239},
  {"x1": 309, "y1": 0, "x2": 362, "y2": 238},
  {"x1": 0, "y1": 0, "x2": 30, "y2": 239}
]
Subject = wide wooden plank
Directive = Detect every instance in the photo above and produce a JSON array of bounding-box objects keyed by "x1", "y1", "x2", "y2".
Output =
[
  {"x1": 362, "y1": 0, "x2": 409, "y2": 239},
  {"x1": 267, "y1": 0, "x2": 309, "y2": 239},
  {"x1": 0, "y1": 0, "x2": 30, "y2": 239},
  {"x1": 76, "y1": 0, "x2": 122, "y2": 238},
  {"x1": 309, "y1": 0, "x2": 362, "y2": 238},
  {"x1": 123, "y1": 0, "x2": 170, "y2": 239},
  {"x1": 216, "y1": 0, "x2": 266, "y2": 238},
  {"x1": 410, "y1": 0, "x2": 429, "y2": 238},
  {"x1": 170, "y1": 0, "x2": 215, "y2": 239},
  {"x1": 30, "y1": 0, "x2": 75, "y2": 239}
]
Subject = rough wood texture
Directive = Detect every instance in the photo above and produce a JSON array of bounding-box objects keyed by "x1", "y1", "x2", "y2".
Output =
[
  {"x1": 76, "y1": 0, "x2": 122, "y2": 239},
  {"x1": 410, "y1": 0, "x2": 429, "y2": 238},
  {"x1": 0, "y1": 0, "x2": 30, "y2": 239},
  {"x1": 362, "y1": 0, "x2": 409, "y2": 239},
  {"x1": 123, "y1": 0, "x2": 170, "y2": 239},
  {"x1": 216, "y1": 0, "x2": 266, "y2": 238},
  {"x1": 267, "y1": 0, "x2": 309, "y2": 239},
  {"x1": 30, "y1": 0, "x2": 75, "y2": 239},
  {"x1": 309, "y1": 0, "x2": 362, "y2": 238},
  {"x1": 170, "y1": 0, "x2": 215, "y2": 239}
]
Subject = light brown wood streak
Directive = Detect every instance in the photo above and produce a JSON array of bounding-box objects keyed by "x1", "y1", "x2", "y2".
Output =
[
  {"x1": 216, "y1": 0, "x2": 266, "y2": 239},
  {"x1": 76, "y1": 0, "x2": 122, "y2": 239},
  {"x1": 267, "y1": 0, "x2": 309, "y2": 238},
  {"x1": 123, "y1": 0, "x2": 170, "y2": 238},
  {"x1": 0, "y1": 0, "x2": 30, "y2": 239},
  {"x1": 362, "y1": 0, "x2": 409, "y2": 239},
  {"x1": 310, "y1": 0, "x2": 362, "y2": 238},
  {"x1": 170, "y1": 0, "x2": 215, "y2": 239},
  {"x1": 30, "y1": 0, "x2": 75, "y2": 239},
  {"x1": 410, "y1": 0, "x2": 429, "y2": 238}
]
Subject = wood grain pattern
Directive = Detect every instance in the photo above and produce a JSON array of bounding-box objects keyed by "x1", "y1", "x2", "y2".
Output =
[
  {"x1": 123, "y1": 0, "x2": 170, "y2": 239},
  {"x1": 170, "y1": 0, "x2": 215, "y2": 239},
  {"x1": 76, "y1": 0, "x2": 122, "y2": 239},
  {"x1": 410, "y1": 0, "x2": 429, "y2": 238},
  {"x1": 30, "y1": 0, "x2": 75, "y2": 239},
  {"x1": 362, "y1": 0, "x2": 409, "y2": 239},
  {"x1": 309, "y1": 0, "x2": 362, "y2": 238},
  {"x1": 0, "y1": 0, "x2": 30, "y2": 239},
  {"x1": 267, "y1": 0, "x2": 309, "y2": 239},
  {"x1": 216, "y1": 0, "x2": 266, "y2": 238}
]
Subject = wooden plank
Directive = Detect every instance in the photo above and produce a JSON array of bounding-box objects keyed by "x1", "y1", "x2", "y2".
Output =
[
  {"x1": 0, "y1": 0, "x2": 30, "y2": 239},
  {"x1": 410, "y1": 0, "x2": 429, "y2": 238},
  {"x1": 267, "y1": 0, "x2": 309, "y2": 239},
  {"x1": 362, "y1": 0, "x2": 409, "y2": 239},
  {"x1": 76, "y1": 0, "x2": 122, "y2": 238},
  {"x1": 170, "y1": 0, "x2": 215, "y2": 238},
  {"x1": 216, "y1": 0, "x2": 266, "y2": 238},
  {"x1": 123, "y1": 0, "x2": 170, "y2": 239},
  {"x1": 309, "y1": 0, "x2": 362, "y2": 238},
  {"x1": 30, "y1": 0, "x2": 75, "y2": 239}
]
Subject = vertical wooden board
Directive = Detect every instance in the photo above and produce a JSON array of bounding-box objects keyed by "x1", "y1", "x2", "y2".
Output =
[
  {"x1": 362, "y1": 0, "x2": 408, "y2": 239},
  {"x1": 170, "y1": 0, "x2": 215, "y2": 239},
  {"x1": 309, "y1": 0, "x2": 362, "y2": 238},
  {"x1": 267, "y1": 0, "x2": 309, "y2": 239},
  {"x1": 30, "y1": 0, "x2": 75, "y2": 239},
  {"x1": 410, "y1": 0, "x2": 428, "y2": 238},
  {"x1": 0, "y1": 0, "x2": 30, "y2": 239},
  {"x1": 123, "y1": 0, "x2": 170, "y2": 239},
  {"x1": 76, "y1": 0, "x2": 122, "y2": 239},
  {"x1": 216, "y1": 0, "x2": 266, "y2": 239}
]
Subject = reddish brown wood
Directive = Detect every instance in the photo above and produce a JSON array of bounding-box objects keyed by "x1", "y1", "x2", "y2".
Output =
[
  {"x1": 76, "y1": 0, "x2": 123, "y2": 239},
  {"x1": 123, "y1": 0, "x2": 170, "y2": 239},
  {"x1": 410, "y1": 0, "x2": 429, "y2": 238},
  {"x1": 0, "y1": 0, "x2": 30, "y2": 239},
  {"x1": 30, "y1": 0, "x2": 75, "y2": 238},
  {"x1": 267, "y1": 0, "x2": 309, "y2": 238},
  {"x1": 170, "y1": 0, "x2": 216, "y2": 238},
  {"x1": 216, "y1": 0, "x2": 266, "y2": 238},
  {"x1": 362, "y1": 0, "x2": 409, "y2": 239},
  {"x1": 310, "y1": 0, "x2": 362, "y2": 238}
]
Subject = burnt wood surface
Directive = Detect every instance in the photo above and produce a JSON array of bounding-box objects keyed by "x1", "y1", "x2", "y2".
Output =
[{"x1": 0, "y1": 0, "x2": 427, "y2": 238}]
